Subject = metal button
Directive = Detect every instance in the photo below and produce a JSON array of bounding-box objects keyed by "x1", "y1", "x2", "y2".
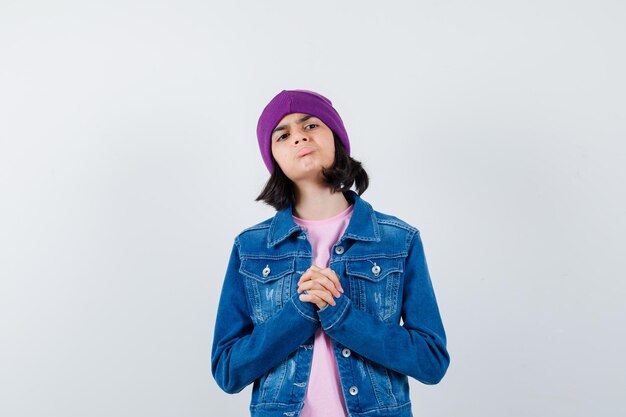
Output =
[
  {"x1": 342, "y1": 348, "x2": 351, "y2": 358},
  {"x1": 349, "y1": 386, "x2": 358, "y2": 395},
  {"x1": 262, "y1": 265, "x2": 270, "y2": 277},
  {"x1": 371, "y1": 263, "x2": 381, "y2": 276},
  {"x1": 334, "y1": 245, "x2": 344, "y2": 254}
]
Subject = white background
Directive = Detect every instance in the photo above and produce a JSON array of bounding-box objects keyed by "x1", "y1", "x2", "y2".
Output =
[{"x1": 1, "y1": 1, "x2": 625, "y2": 416}]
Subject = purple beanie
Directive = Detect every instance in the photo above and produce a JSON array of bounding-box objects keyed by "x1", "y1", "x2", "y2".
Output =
[{"x1": 256, "y1": 89, "x2": 351, "y2": 173}]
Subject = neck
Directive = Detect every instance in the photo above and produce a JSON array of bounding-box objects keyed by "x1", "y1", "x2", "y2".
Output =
[{"x1": 292, "y1": 183, "x2": 350, "y2": 220}]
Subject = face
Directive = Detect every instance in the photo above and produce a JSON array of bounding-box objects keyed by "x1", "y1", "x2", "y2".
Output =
[{"x1": 270, "y1": 112, "x2": 335, "y2": 184}]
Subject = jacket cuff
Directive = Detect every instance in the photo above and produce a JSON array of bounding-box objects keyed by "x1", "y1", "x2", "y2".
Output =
[
  {"x1": 317, "y1": 293, "x2": 351, "y2": 330},
  {"x1": 290, "y1": 291, "x2": 320, "y2": 323}
]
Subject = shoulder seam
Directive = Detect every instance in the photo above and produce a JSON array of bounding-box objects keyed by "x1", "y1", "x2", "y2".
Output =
[
  {"x1": 377, "y1": 218, "x2": 419, "y2": 233},
  {"x1": 405, "y1": 228, "x2": 421, "y2": 252},
  {"x1": 237, "y1": 222, "x2": 271, "y2": 237}
]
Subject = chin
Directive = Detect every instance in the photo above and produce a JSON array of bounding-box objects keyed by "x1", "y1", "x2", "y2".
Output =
[{"x1": 287, "y1": 166, "x2": 324, "y2": 181}]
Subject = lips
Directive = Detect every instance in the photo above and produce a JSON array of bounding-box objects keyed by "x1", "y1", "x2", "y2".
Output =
[{"x1": 296, "y1": 147, "x2": 315, "y2": 157}]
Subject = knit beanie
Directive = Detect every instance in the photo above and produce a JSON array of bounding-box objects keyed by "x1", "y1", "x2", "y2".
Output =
[{"x1": 256, "y1": 89, "x2": 351, "y2": 173}]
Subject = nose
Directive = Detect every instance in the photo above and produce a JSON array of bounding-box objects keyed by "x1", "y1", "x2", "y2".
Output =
[
  {"x1": 294, "y1": 137, "x2": 308, "y2": 145},
  {"x1": 293, "y1": 127, "x2": 309, "y2": 145}
]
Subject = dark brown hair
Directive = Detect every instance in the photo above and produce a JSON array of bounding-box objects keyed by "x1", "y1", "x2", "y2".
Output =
[{"x1": 255, "y1": 134, "x2": 369, "y2": 211}]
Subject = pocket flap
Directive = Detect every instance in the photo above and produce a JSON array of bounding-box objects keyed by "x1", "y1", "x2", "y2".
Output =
[
  {"x1": 345, "y1": 257, "x2": 403, "y2": 282},
  {"x1": 240, "y1": 257, "x2": 295, "y2": 283}
]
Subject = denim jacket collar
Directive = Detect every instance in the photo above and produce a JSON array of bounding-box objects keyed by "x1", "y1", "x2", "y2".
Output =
[{"x1": 267, "y1": 189, "x2": 381, "y2": 248}]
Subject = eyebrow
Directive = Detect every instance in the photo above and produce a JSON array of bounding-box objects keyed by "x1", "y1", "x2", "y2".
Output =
[{"x1": 272, "y1": 114, "x2": 315, "y2": 134}]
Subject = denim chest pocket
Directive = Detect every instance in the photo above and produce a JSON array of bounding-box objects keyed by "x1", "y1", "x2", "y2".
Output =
[
  {"x1": 345, "y1": 257, "x2": 403, "y2": 321},
  {"x1": 240, "y1": 256, "x2": 295, "y2": 323}
]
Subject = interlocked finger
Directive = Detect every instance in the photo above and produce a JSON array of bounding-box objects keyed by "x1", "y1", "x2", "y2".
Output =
[
  {"x1": 299, "y1": 288, "x2": 336, "y2": 307},
  {"x1": 298, "y1": 276, "x2": 340, "y2": 298},
  {"x1": 298, "y1": 265, "x2": 343, "y2": 297}
]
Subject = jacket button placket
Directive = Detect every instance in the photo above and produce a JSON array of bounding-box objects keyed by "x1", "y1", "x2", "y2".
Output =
[
  {"x1": 294, "y1": 229, "x2": 318, "y2": 399},
  {"x1": 330, "y1": 241, "x2": 357, "y2": 410}
]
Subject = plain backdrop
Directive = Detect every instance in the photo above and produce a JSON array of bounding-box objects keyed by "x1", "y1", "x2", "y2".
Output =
[{"x1": 1, "y1": 1, "x2": 625, "y2": 416}]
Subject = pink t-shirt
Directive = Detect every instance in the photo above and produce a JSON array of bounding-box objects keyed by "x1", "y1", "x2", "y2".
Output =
[{"x1": 292, "y1": 203, "x2": 354, "y2": 417}]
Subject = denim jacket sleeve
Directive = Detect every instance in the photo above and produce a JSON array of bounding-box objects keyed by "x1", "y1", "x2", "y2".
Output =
[
  {"x1": 211, "y1": 237, "x2": 321, "y2": 394},
  {"x1": 317, "y1": 230, "x2": 450, "y2": 384}
]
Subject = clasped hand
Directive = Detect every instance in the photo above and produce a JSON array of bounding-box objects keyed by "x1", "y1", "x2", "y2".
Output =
[{"x1": 297, "y1": 265, "x2": 344, "y2": 310}]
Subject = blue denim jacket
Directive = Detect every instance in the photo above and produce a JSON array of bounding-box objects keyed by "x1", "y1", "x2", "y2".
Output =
[{"x1": 211, "y1": 190, "x2": 450, "y2": 417}]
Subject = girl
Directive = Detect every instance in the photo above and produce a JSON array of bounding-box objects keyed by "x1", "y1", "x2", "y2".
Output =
[{"x1": 211, "y1": 89, "x2": 450, "y2": 417}]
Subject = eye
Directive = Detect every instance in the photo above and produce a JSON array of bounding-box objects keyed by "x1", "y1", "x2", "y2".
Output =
[
  {"x1": 305, "y1": 123, "x2": 318, "y2": 129},
  {"x1": 276, "y1": 133, "x2": 289, "y2": 142}
]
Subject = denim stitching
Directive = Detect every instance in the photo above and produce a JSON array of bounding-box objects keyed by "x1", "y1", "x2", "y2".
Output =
[
  {"x1": 238, "y1": 222, "x2": 270, "y2": 235},
  {"x1": 290, "y1": 297, "x2": 318, "y2": 323},
  {"x1": 382, "y1": 365, "x2": 398, "y2": 405},
  {"x1": 365, "y1": 358, "x2": 384, "y2": 406},
  {"x1": 344, "y1": 401, "x2": 412, "y2": 414},
  {"x1": 270, "y1": 360, "x2": 288, "y2": 403},
  {"x1": 338, "y1": 253, "x2": 408, "y2": 262},
  {"x1": 242, "y1": 253, "x2": 299, "y2": 260},
  {"x1": 322, "y1": 296, "x2": 350, "y2": 330},
  {"x1": 378, "y1": 218, "x2": 418, "y2": 234},
  {"x1": 249, "y1": 278, "x2": 264, "y2": 322}
]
